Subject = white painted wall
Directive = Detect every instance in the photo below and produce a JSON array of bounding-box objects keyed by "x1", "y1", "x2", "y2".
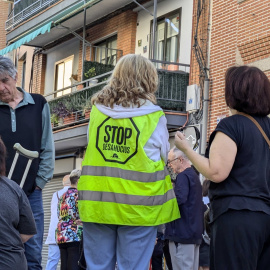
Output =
[
  {"x1": 17, "y1": 45, "x2": 34, "y2": 92},
  {"x1": 135, "y1": 0, "x2": 193, "y2": 65},
  {"x1": 44, "y1": 38, "x2": 80, "y2": 98}
]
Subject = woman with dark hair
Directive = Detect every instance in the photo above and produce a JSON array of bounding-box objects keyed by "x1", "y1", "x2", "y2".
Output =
[
  {"x1": 0, "y1": 137, "x2": 36, "y2": 270},
  {"x1": 174, "y1": 66, "x2": 270, "y2": 270}
]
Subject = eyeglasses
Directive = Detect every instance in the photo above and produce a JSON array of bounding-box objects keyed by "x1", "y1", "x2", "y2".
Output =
[{"x1": 167, "y1": 157, "x2": 179, "y2": 165}]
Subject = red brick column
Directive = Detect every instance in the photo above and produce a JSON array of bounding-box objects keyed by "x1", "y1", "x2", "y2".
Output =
[
  {"x1": 0, "y1": 2, "x2": 10, "y2": 50},
  {"x1": 32, "y1": 53, "x2": 47, "y2": 95}
]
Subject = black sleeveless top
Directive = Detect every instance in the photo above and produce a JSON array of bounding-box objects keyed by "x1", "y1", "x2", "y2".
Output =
[{"x1": 206, "y1": 114, "x2": 270, "y2": 222}]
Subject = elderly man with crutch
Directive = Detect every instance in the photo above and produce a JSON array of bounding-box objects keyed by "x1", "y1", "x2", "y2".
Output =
[{"x1": 0, "y1": 55, "x2": 55, "y2": 270}]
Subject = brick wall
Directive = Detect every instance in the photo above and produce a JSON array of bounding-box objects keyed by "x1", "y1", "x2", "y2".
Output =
[
  {"x1": 78, "y1": 9, "x2": 137, "y2": 79},
  {"x1": 32, "y1": 53, "x2": 47, "y2": 95},
  {"x1": 208, "y1": 0, "x2": 270, "y2": 134},
  {"x1": 0, "y1": 2, "x2": 10, "y2": 50}
]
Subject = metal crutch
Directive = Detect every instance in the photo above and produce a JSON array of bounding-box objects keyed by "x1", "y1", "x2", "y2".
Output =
[{"x1": 8, "y1": 143, "x2": 39, "y2": 188}]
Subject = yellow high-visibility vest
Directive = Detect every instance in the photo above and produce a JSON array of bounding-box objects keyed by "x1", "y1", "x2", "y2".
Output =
[{"x1": 78, "y1": 106, "x2": 180, "y2": 226}]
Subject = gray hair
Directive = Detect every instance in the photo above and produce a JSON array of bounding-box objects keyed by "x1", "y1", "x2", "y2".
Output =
[
  {"x1": 70, "y1": 169, "x2": 81, "y2": 178},
  {"x1": 69, "y1": 169, "x2": 81, "y2": 185},
  {"x1": 0, "y1": 56, "x2": 17, "y2": 79},
  {"x1": 172, "y1": 147, "x2": 189, "y2": 161}
]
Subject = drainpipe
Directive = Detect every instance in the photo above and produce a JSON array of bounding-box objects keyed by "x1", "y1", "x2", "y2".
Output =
[
  {"x1": 200, "y1": 0, "x2": 212, "y2": 155},
  {"x1": 200, "y1": 79, "x2": 209, "y2": 155},
  {"x1": 81, "y1": 1, "x2": 87, "y2": 81},
  {"x1": 151, "y1": 0, "x2": 157, "y2": 59}
]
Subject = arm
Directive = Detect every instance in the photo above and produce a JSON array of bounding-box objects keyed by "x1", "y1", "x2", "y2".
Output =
[
  {"x1": 174, "y1": 173, "x2": 189, "y2": 205},
  {"x1": 36, "y1": 103, "x2": 55, "y2": 189},
  {"x1": 18, "y1": 189, "x2": 37, "y2": 242},
  {"x1": 157, "y1": 116, "x2": 170, "y2": 163},
  {"x1": 20, "y1": 234, "x2": 34, "y2": 243},
  {"x1": 175, "y1": 131, "x2": 237, "y2": 183},
  {"x1": 144, "y1": 115, "x2": 170, "y2": 162}
]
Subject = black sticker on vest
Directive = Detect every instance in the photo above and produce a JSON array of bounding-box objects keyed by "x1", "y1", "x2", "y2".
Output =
[{"x1": 96, "y1": 117, "x2": 140, "y2": 164}]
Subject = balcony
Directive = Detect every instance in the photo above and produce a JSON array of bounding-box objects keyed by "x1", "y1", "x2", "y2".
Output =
[
  {"x1": 47, "y1": 59, "x2": 189, "y2": 131},
  {"x1": 6, "y1": 0, "x2": 61, "y2": 31}
]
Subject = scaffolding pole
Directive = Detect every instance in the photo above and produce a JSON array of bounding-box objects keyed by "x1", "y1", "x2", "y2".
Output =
[
  {"x1": 81, "y1": 1, "x2": 87, "y2": 81},
  {"x1": 152, "y1": 0, "x2": 157, "y2": 59}
]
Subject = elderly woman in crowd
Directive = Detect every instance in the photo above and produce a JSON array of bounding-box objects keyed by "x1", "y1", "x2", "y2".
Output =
[{"x1": 175, "y1": 66, "x2": 270, "y2": 270}]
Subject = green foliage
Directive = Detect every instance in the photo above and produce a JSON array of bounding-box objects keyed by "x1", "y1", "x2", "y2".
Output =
[
  {"x1": 84, "y1": 67, "x2": 96, "y2": 79},
  {"x1": 50, "y1": 113, "x2": 59, "y2": 125},
  {"x1": 64, "y1": 96, "x2": 84, "y2": 112},
  {"x1": 83, "y1": 98, "x2": 92, "y2": 116},
  {"x1": 51, "y1": 102, "x2": 70, "y2": 119},
  {"x1": 83, "y1": 61, "x2": 114, "y2": 81},
  {"x1": 156, "y1": 70, "x2": 189, "y2": 111},
  {"x1": 48, "y1": 84, "x2": 106, "y2": 117}
]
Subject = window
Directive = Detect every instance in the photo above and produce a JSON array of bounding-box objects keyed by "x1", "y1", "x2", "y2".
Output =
[
  {"x1": 54, "y1": 56, "x2": 73, "y2": 97},
  {"x1": 94, "y1": 35, "x2": 117, "y2": 65},
  {"x1": 151, "y1": 11, "x2": 180, "y2": 63}
]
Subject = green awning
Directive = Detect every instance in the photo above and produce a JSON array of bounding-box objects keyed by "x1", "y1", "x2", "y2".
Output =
[
  {"x1": 0, "y1": 22, "x2": 52, "y2": 56},
  {"x1": 0, "y1": 0, "x2": 102, "y2": 56}
]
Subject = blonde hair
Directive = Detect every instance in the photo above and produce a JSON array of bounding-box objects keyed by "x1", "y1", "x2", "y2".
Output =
[{"x1": 91, "y1": 54, "x2": 158, "y2": 108}]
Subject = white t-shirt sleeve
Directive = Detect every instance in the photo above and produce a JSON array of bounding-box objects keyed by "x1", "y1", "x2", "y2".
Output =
[{"x1": 143, "y1": 115, "x2": 170, "y2": 163}]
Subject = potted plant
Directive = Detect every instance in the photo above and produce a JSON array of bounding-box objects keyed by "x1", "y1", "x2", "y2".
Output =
[
  {"x1": 84, "y1": 67, "x2": 98, "y2": 86},
  {"x1": 84, "y1": 67, "x2": 96, "y2": 79},
  {"x1": 65, "y1": 96, "x2": 85, "y2": 124},
  {"x1": 51, "y1": 102, "x2": 70, "y2": 125},
  {"x1": 50, "y1": 113, "x2": 59, "y2": 128},
  {"x1": 83, "y1": 99, "x2": 92, "y2": 119}
]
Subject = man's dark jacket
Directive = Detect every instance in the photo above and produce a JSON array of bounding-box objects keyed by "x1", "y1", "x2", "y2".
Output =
[{"x1": 165, "y1": 167, "x2": 204, "y2": 244}]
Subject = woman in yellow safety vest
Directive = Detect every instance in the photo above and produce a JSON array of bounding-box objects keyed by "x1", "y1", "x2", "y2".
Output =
[{"x1": 78, "y1": 54, "x2": 180, "y2": 270}]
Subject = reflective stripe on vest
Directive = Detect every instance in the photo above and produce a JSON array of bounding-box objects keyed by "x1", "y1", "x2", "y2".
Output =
[
  {"x1": 81, "y1": 165, "x2": 169, "y2": 182},
  {"x1": 78, "y1": 189, "x2": 175, "y2": 206}
]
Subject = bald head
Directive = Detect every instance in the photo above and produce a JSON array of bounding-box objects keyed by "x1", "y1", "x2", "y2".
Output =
[{"x1": 62, "y1": 175, "x2": 70, "y2": 187}]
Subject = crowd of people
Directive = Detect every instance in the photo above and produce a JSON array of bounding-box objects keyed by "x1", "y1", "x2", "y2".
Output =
[{"x1": 0, "y1": 54, "x2": 270, "y2": 270}]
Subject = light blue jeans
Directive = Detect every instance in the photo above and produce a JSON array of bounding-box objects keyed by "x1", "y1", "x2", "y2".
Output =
[
  {"x1": 25, "y1": 189, "x2": 44, "y2": 270},
  {"x1": 83, "y1": 223, "x2": 157, "y2": 270},
  {"x1": 46, "y1": 244, "x2": 60, "y2": 270}
]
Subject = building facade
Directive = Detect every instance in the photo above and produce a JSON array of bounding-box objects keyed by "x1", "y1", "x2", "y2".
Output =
[
  {"x1": 1, "y1": 0, "x2": 194, "y2": 267},
  {"x1": 208, "y1": 0, "x2": 270, "y2": 133}
]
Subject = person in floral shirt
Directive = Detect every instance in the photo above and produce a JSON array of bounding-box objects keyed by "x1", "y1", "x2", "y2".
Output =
[{"x1": 56, "y1": 169, "x2": 82, "y2": 270}]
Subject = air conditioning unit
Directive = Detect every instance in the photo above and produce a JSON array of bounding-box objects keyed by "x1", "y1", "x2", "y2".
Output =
[{"x1": 186, "y1": 84, "x2": 200, "y2": 112}]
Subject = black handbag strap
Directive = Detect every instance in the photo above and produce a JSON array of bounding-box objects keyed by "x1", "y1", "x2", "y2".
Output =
[{"x1": 237, "y1": 112, "x2": 270, "y2": 148}]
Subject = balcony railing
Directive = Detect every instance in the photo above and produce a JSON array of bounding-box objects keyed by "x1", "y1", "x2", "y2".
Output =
[
  {"x1": 6, "y1": 0, "x2": 61, "y2": 31},
  {"x1": 47, "y1": 60, "x2": 189, "y2": 130},
  {"x1": 152, "y1": 59, "x2": 190, "y2": 111}
]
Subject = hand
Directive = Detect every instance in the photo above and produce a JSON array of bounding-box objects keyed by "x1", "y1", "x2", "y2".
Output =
[
  {"x1": 35, "y1": 186, "x2": 42, "y2": 190},
  {"x1": 77, "y1": 219, "x2": 83, "y2": 226},
  {"x1": 175, "y1": 131, "x2": 190, "y2": 153}
]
